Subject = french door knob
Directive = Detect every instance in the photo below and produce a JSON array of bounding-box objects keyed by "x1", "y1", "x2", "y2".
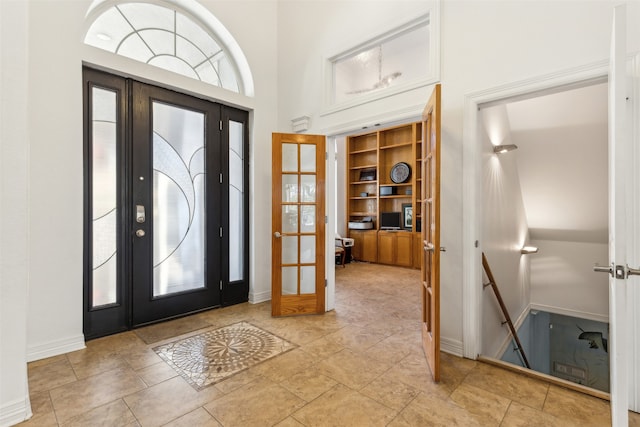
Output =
[{"x1": 274, "y1": 231, "x2": 282, "y2": 238}]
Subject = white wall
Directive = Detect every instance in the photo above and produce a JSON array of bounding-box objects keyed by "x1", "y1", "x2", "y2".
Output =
[
  {"x1": 480, "y1": 105, "x2": 530, "y2": 357},
  {"x1": 277, "y1": 0, "x2": 640, "y2": 353},
  {"x1": 23, "y1": 0, "x2": 279, "y2": 360},
  {"x1": 530, "y1": 239, "x2": 609, "y2": 322},
  {"x1": 0, "y1": 1, "x2": 31, "y2": 424}
]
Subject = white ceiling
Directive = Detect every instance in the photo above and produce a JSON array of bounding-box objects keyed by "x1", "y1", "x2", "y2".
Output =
[{"x1": 495, "y1": 82, "x2": 609, "y2": 243}]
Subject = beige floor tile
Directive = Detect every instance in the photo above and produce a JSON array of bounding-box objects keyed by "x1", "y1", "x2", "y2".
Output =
[
  {"x1": 542, "y1": 385, "x2": 611, "y2": 426},
  {"x1": 62, "y1": 399, "x2": 139, "y2": 427},
  {"x1": 135, "y1": 359, "x2": 178, "y2": 386},
  {"x1": 393, "y1": 391, "x2": 484, "y2": 426},
  {"x1": 292, "y1": 384, "x2": 397, "y2": 427},
  {"x1": 324, "y1": 325, "x2": 387, "y2": 353},
  {"x1": 274, "y1": 417, "x2": 305, "y2": 427},
  {"x1": 67, "y1": 349, "x2": 130, "y2": 380},
  {"x1": 251, "y1": 348, "x2": 316, "y2": 383},
  {"x1": 383, "y1": 352, "x2": 451, "y2": 399},
  {"x1": 213, "y1": 368, "x2": 263, "y2": 394},
  {"x1": 462, "y1": 361, "x2": 549, "y2": 409},
  {"x1": 501, "y1": 401, "x2": 577, "y2": 427},
  {"x1": 15, "y1": 411, "x2": 58, "y2": 426},
  {"x1": 85, "y1": 331, "x2": 147, "y2": 354},
  {"x1": 164, "y1": 407, "x2": 222, "y2": 427},
  {"x1": 27, "y1": 358, "x2": 77, "y2": 394},
  {"x1": 448, "y1": 382, "x2": 511, "y2": 425},
  {"x1": 124, "y1": 376, "x2": 223, "y2": 426},
  {"x1": 363, "y1": 334, "x2": 416, "y2": 365},
  {"x1": 300, "y1": 336, "x2": 344, "y2": 359},
  {"x1": 315, "y1": 348, "x2": 391, "y2": 390},
  {"x1": 27, "y1": 390, "x2": 54, "y2": 418},
  {"x1": 359, "y1": 375, "x2": 421, "y2": 410},
  {"x1": 280, "y1": 370, "x2": 338, "y2": 402},
  {"x1": 27, "y1": 354, "x2": 68, "y2": 370},
  {"x1": 119, "y1": 347, "x2": 164, "y2": 371},
  {"x1": 23, "y1": 263, "x2": 610, "y2": 427},
  {"x1": 49, "y1": 367, "x2": 146, "y2": 424},
  {"x1": 204, "y1": 377, "x2": 305, "y2": 427}
]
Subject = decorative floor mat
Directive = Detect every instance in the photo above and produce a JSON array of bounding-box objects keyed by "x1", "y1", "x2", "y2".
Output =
[{"x1": 153, "y1": 321, "x2": 297, "y2": 390}]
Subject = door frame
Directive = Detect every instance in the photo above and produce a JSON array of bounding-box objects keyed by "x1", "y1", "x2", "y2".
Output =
[
  {"x1": 462, "y1": 57, "x2": 640, "y2": 414},
  {"x1": 461, "y1": 60, "x2": 609, "y2": 360}
]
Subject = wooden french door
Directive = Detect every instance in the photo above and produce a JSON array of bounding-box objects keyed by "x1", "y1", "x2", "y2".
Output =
[
  {"x1": 271, "y1": 133, "x2": 326, "y2": 316},
  {"x1": 83, "y1": 68, "x2": 249, "y2": 339},
  {"x1": 421, "y1": 84, "x2": 441, "y2": 382}
]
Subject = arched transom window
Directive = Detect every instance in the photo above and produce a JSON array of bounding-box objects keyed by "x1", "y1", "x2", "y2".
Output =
[{"x1": 85, "y1": 2, "x2": 240, "y2": 93}]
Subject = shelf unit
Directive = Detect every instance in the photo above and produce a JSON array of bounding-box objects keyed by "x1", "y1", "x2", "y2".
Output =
[{"x1": 346, "y1": 122, "x2": 422, "y2": 268}]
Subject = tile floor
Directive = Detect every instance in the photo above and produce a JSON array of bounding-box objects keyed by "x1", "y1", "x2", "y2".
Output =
[{"x1": 19, "y1": 262, "x2": 640, "y2": 426}]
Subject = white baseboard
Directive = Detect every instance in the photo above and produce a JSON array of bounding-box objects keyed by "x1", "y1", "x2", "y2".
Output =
[
  {"x1": 441, "y1": 336, "x2": 464, "y2": 357},
  {"x1": 248, "y1": 290, "x2": 271, "y2": 304},
  {"x1": 0, "y1": 396, "x2": 32, "y2": 427},
  {"x1": 530, "y1": 303, "x2": 608, "y2": 324},
  {"x1": 26, "y1": 334, "x2": 85, "y2": 362}
]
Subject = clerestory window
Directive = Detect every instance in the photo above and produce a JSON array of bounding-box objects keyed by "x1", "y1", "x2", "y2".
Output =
[{"x1": 85, "y1": 2, "x2": 240, "y2": 93}]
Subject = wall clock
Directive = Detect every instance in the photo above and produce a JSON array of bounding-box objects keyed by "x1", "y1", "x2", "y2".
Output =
[{"x1": 390, "y1": 162, "x2": 411, "y2": 183}]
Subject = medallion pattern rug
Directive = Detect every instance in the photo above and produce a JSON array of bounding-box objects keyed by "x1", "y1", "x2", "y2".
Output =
[{"x1": 154, "y1": 321, "x2": 297, "y2": 390}]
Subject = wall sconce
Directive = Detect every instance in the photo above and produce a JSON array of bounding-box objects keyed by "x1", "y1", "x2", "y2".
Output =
[
  {"x1": 493, "y1": 144, "x2": 518, "y2": 154},
  {"x1": 521, "y1": 246, "x2": 539, "y2": 254}
]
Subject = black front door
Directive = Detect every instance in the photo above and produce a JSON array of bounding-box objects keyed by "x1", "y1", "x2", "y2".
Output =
[{"x1": 83, "y1": 68, "x2": 249, "y2": 339}]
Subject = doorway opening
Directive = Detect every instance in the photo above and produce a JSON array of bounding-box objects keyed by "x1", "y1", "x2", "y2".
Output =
[{"x1": 478, "y1": 80, "x2": 610, "y2": 394}]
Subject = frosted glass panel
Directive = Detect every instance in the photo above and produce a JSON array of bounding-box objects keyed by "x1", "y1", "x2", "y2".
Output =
[
  {"x1": 300, "y1": 144, "x2": 316, "y2": 172},
  {"x1": 91, "y1": 87, "x2": 118, "y2": 308},
  {"x1": 300, "y1": 205, "x2": 316, "y2": 233},
  {"x1": 282, "y1": 206, "x2": 298, "y2": 233},
  {"x1": 152, "y1": 102, "x2": 206, "y2": 297},
  {"x1": 282, "y1": 143, "x2": 298, "y2": 172},
  {"x1": 282, "y1": 236, "x2": 298, "y2": 264},
  {"x1": 282, "y1": 267, "x2": 297, "y2": 295},
  {"x1": 229, "y1": 120, "x2": 244, "y2": 282},
  {"x1": 301, "y1": 175, "x2": 316, "y2": 202},
  {"x1": 300, "y1": 266, "x2": 315, "y2": 294},
  {"x1": 300, "y1": 236, "x2": 315, "y2": 263},
  {"x1": 282, "y1": 175, "x2": 298, "y2": 202}
]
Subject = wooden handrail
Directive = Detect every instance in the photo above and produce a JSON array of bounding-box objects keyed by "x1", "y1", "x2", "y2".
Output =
[{"x1": 481, "y1": 252, "x2": 531, "y2": 369}]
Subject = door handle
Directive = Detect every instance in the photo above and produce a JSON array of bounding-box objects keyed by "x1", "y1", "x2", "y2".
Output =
[
  {"x1": 274, "y1": 231, "x2": 282, "y2": 238},
  {"x1": 135, "y1": 229, "x2": 145, "y2": 238},
  {"x1": 593, "y1": 264, "x2": 613, "y2": 276},
  {"x1": 136, "y1": 205, "x2": 146, "y2": 223},
  {"x1": 626, "y1": 265, "x2": 640, "y2": 277},
  {"x1": 593, "y1": 263, "x2": 627, "y2": 279},
  {"x1": 424, "y1": 242, "x2": 434, "y2": 252}
]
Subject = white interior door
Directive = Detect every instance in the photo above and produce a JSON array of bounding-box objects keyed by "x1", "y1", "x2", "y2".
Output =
[{"x1": 607, "y1": 4, "x2": 630, "y2": 425}]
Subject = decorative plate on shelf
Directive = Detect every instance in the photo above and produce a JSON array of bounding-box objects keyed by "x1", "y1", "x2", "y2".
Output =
[{"x1": 390, "y1": 162, "x2": 411, "y2": 183}]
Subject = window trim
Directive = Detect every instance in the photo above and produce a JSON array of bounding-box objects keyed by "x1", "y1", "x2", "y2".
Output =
[{"x1": 321, "y1": 6, "x2": 440, "y2": 116}]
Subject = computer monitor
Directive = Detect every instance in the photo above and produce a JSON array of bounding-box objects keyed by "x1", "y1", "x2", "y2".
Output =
[{"x1": 380, "y1": 212, "x2": 401, "y2": 230}]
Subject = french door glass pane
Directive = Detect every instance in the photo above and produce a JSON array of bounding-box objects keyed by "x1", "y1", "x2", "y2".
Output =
[
  {"x1": 282, "y1": 267, "x2": 297, "y2": 295},
  {"x1": 300, "y1": 266, "x2": 315, "y2": 294},
  {"x1": 92, "y1": 87, "x2": 118, "y2": 307},
  {"x1": 300, "y1": 144, "x2": 316, "y2": 172},
  {"x1": 152, "y1": 102, "x2": 206, "y2": 297},
  {"x1": 282, "y1": 143, "x2": 297, "y2": 172},
  {"x1": 229, "y1": 120, "x2": 244, "y2": 282}
]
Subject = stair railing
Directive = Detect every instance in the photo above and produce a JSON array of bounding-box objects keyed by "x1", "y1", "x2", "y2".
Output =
[{"x1": 482, "y1": 252, "x2": 531, "y2": 369}]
